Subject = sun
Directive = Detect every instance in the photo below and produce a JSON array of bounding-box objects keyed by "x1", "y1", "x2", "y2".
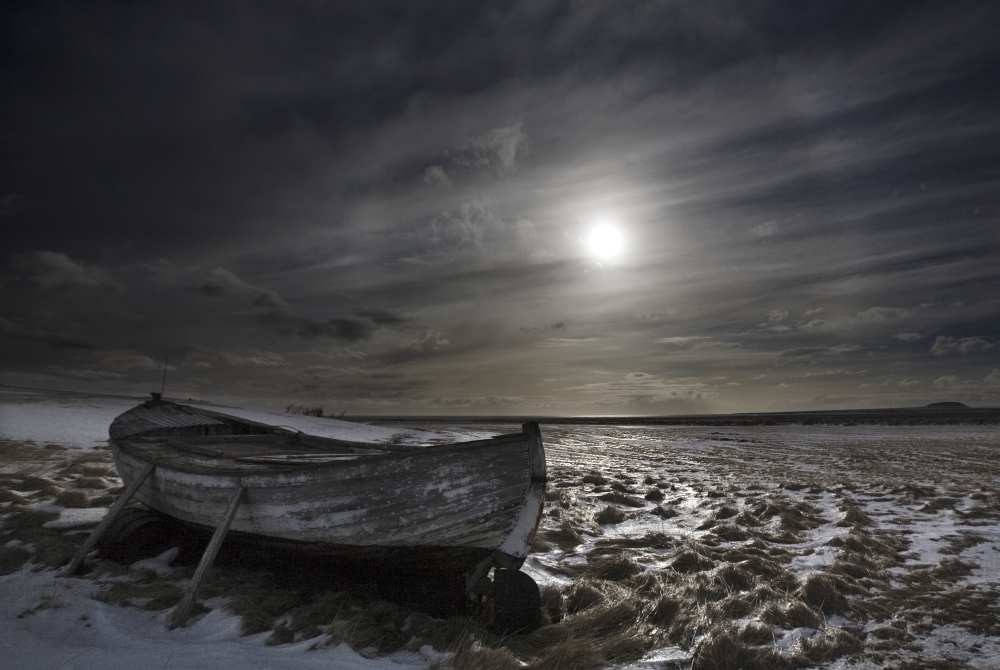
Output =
[{"x1": 584, "y1": 221, "x2": 625, "y2": 262}]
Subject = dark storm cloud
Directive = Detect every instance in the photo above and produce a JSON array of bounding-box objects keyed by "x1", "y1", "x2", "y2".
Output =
[
  {"x1": 257, "y1": 311, "x2": 374, "y2": 342},
  {"x1": 0, "y1": 317, "x2": 93, "y2": 351},
  {"x1": 3, "y1": 1, "x2": 1000, "y2": 412}
]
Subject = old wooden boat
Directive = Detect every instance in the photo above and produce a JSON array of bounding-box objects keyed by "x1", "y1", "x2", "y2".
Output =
[{"x1": 66, "y1": 394, "x2": 546, "y2": 628}]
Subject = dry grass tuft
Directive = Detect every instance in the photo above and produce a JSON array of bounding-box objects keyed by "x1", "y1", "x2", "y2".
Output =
[
  {"x1": 707, "y1": 524, "x2": 750, "y2": 542},
  {"x1": 54, "y1": 490, "x2": 91, "y2": 508},
  {"x1": 526, "y1": 639, "x2": 602, "y2": 670},
  {"x1": 3, "y1": 509, "x2": 60, "y2": 531},
  {"x1": 797, "y1": 574, "x2": 850, "y2": 614},
  {"x1": 645, "y1": 594, "x2": 680, "y2": 626},
  {"x1": 581, "y1": 473, "x2": 607, "y2": 486},
  {"x1": 837, "y1": 501, "x2": 873, "y2": 527},
  {"x1": 230, "y1": 587, "x2": 312, "y2": 635},
  {"x1": 595, "y1": 505, "x2": 625, "y2": 525},
  {"x1": 644, "y1": 488, "x2": 664, "y2": 502},
  {"x1": 708, "y1": 594, "x2": 754, "y2": 619},
  {"x1": 919, "y1": 497, "x2": 960, "y2": 513},
  {"x1": 586, "y1": 555, "x2": 643, "y2": 581},
  {"x1": 541, "y1": 585, "x2": 563, "y2": 623},
  {"x1": 449, "y1": 644, "x2": 522, "y2": 670},
  {"x1": 691, "y1": 627, "x2": 788, "y2": 670},
  {"x1": 715, "y1": 564, "x2": 755, "y2": 592},
  {"x1": 99, "y1": 581, "x2": 184, "y2": 611},
  {"x1": 670, "y1": 550, "x2": 715, "y2": 574},
  {"x1": 940, "y1": 533, "x2": 989, "y2": 555},
  {"x1": 598, "y1": 492, "x2": 646, "y2": 508},
  {"x1": 543, "y1": 521, "x2": 583, "y2": 551},
  {"x1": 326, "y1": 599, "x2": 411, "y2": 653},
  {"x1": 799, "y1": 626, "x2": 863, "y2": 663},
  {"x1": 0, "y1": 545, "x2": 32, "y2": 574},
  {"x1": 564, "y1": 581, "x2": 605, "y2": 614},
  {"x1": 739, "y1": 622, "x2": 774, "y2": 646},
  {"x1": 73, "y1": 477, "x2": 109, "y2": 489},
  {"x1": 650, "y1": 504, "x2": 677, "y2": 519},
  {"x1": 759, "y1": 600, "x2": 823, "y2": 629},
  {"x1": 930, "y1": 558, "x2": 976, "y2": 582}
]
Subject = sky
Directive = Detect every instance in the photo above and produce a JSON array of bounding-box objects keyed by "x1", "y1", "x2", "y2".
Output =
[{"x1": 2, "y1": 1, "x2": 999, "y2": 415}]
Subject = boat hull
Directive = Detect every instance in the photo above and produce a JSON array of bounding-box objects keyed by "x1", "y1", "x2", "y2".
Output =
[{"x1": 108, "y1": 401, "x2": 546, "y2": 569}]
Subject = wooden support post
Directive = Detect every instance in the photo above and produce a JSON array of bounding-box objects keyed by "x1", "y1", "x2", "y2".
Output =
[
  {"x1": 168, "y1": 486, "x2": 245, "y2": 628},
  {"x1": 63, "y1": 462, "x2": 156, "y2": 576}
]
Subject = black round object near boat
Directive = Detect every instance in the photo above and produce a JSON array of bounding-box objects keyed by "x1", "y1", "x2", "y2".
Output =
[{"x1": 493, "y1": 568, "x2": 542, "y2": 634}]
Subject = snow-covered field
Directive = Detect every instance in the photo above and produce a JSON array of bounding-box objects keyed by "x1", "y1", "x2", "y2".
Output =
[{"x1": 1, "y1": 389, "x2": 999, "y2": 669}]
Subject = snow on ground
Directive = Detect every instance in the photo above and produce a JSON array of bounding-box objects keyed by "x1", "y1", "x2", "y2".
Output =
[
  {"x1": 0, "y1": 387, "x2": 138, "y2": 447},
  {"x1": 0, "y1": 566, "x2": 431, "y2": 670},
  {"x1": 42, "y1": 507, "x2": 109, "y2": 529}
]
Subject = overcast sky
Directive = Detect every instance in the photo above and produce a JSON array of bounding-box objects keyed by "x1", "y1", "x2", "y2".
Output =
[{"x1": 2, "y1": 2, "x2": 999, "y2": 414}]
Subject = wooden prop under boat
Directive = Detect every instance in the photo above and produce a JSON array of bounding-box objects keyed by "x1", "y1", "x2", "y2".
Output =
[{"x1": 65, "y1": 395, "x2": 547, "y2": 628}]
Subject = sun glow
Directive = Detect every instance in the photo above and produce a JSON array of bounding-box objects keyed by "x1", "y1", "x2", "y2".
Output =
[{"x1": 584, "y1": 221, "x2": 625, "y2": 262}]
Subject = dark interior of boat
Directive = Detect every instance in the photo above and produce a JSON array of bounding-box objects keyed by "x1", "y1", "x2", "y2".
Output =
[{"x1": 118, "y1": 432, "x2": 390, "y2": 473}]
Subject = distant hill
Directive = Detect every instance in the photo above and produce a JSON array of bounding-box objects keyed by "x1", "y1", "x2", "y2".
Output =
[{"x1": 926, "y1": 401, "x2": 969, "y2": 408}]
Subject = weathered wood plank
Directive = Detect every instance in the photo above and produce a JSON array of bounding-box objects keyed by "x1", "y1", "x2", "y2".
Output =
[{"x1": 168, "y1": 486, "x2": 244, "y2": 628}]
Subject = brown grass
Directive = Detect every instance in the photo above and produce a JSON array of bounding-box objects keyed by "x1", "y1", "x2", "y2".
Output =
[
  {"x1": 598, "y1": 492, "x2": 646, "y2": 507},
  {"x1": 940, "y1": 533, "x2": 989, "y2": 555},
  {"x1": 564, "y1": 581, "x2": 605, "y2": 614},
  {"x1": 95, "y1": 578, "x2": 184, "y2": 611},
  {"x1": 797, "y1": 574, "x2": 850, "y2": 614},
  {"x1": 526, "y1": 639, "x2": 602, "y2": 670},
  {"x1": 759, "y1": 600, "x2": 823, "y2": 629},
  {"x1": 799, "y1": 626, "x2": 863, "y2": 663},
  {"x1": 649, "y1": 504, "x2": 677, "y2": 519},
  {"x1": 449, "y1": 644, "x2": 522, "y2": 670},
  {"x1": 837, "y1": 501, "x2": 873, "y2": 527},
  {"x1": 0, "y1": 545, "x2": 32, "y2": 574},
  {"x1": 584, "y1": 555, "x2": 642, "y2": 581},
  {"x1": 54, "y1": 490, "x2": 91, "y2": 508},
  {"x1": 542, "y1": 521, "x2": 583, "y2": 551},
  {"x1": 670, "y1": 550, "x2": 715, "y2": 574},
  {"x1": 690, "y1": 628, "x2": 788, "y2": 670},
  {"x1": 595, "y1": 506, "x2": 625, "y2": 524},
  {"x1": 541, "y1": 585, "x2": 563, "y2": 623}
]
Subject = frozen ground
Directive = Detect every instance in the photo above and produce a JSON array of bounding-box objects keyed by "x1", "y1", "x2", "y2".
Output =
[{"x1": 1, "y1": 390, "x2": 999, "y2": 669}]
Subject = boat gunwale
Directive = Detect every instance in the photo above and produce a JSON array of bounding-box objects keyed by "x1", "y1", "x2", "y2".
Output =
[{"x1": 113, "y1": 430, "x2": 531, "y2": 477}]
